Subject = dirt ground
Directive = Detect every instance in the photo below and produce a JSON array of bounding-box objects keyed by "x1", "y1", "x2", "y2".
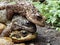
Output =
[
  {"x1": 36, "y1": 25, "x2": 60, "y2": 45},
  {"x1": 14, "y1": 25, "x2": 60, "y2": 45}
]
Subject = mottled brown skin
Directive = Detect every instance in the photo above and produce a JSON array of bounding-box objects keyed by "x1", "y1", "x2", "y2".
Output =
[
  {"x1": 0, "y1": 1, "x2": 45, "y2": 43},
  {"x1": 10, "y1": 30, "x2": 37, "y2": 42},
  {"x1": 0, "y1": 23, "x2": 12, "y2": 37},
  {"x1": 6, "y1": 2, "x2": 45, "y2": 26},
  {"x1": 0, "y1": 23, "x2": 6, "y2": 34},
  {"x1": 12, "y1": 16, "x2": 36, "y2": 33},
  {"x1": 0, "y1": 16, "x2": 36, "y2": 37},
  {"x1": 0, "y1": 16, "x2": 37, "y2": 42},
  {"x1": 0, "y1": 1, "x2": 45, "y2": 26},
  {"x1": 0, "y1": 2, "x2": 7, "y2": 10}
]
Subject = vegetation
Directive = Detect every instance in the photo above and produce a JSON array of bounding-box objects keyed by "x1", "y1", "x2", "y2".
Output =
[
  {"x1": 32, "y1": 0, "x2": 60, "y2": 30},
  {"x1": 0, "y1": 0, "x2": 60, "y2": 30}
]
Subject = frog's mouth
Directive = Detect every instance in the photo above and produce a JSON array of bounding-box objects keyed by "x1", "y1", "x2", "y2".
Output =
[{"x1": 10, "y1": 30, "x2": 37, "y2": 42}]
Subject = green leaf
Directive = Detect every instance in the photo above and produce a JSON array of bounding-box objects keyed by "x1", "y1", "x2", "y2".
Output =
[
  {"x1": 58, "y1": 14, "x2": 60, "y2": 17},
  {"x1": 50, "y1": 17, "x2": 56, "y2": 24},
  {"x1": 46, "y1": 19, "x2": 51, "y2": 23}
]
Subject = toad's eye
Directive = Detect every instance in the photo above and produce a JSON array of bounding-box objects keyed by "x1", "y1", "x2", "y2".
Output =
[
  {"x1": 26, "y1": 21, "x2": 30, "y2": 24},
  {"x1": 21, "y1": 30, "x2": 28, "y2": 37},
  {"x1": 21, "y1": 30, "x2": 27, "y2": 34},
  {"x1": 23, "y1": 20, "x2": 31, "y2": 26}
]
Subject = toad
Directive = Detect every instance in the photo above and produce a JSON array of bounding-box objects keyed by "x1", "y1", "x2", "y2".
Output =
[
  {"x1": 0, "y1": 1, "x2": 45, "y2": 26},
  {"x1": 0, "y1": 16, "x2": 37, "y2": 42}
]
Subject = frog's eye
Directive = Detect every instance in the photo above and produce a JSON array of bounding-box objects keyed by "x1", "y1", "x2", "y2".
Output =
[
  {"x1": 21, "y1": 30, "x2": 28, "y2": 34},
  {"x1": 23, "y1": 20, "x2": 30, "y2": 26},
  {"x1": 20, "y1": 30, "x2": 28, "y2": 37},
  {"x1": 22, "y1": 31, "x2": 27, "y2": 34},
  {"x1": 26, "y1": 21, "x2": 30, "y2": 24},
  {"x1": 37, "y1": 16, "x2": 42, "y2": 20}
]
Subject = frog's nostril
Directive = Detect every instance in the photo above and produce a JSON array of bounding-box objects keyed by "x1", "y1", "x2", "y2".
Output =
[
  {"x1": 16, "y1": 35, "x2": 21, "y2": 38},
  {"x1": 11, "y1": 34, "x2": 21, "y2": 38}
]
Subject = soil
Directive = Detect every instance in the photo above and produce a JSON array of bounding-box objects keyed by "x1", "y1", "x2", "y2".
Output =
[{"x1": 14, "y1": 25, "x2": 60, "y2": 45}]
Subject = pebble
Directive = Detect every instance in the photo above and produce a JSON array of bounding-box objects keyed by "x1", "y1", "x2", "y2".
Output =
[
  {"x1": 29, "y1": 43, "x2": 35, "y2": 45},
  {"x1": 47, "y1": 43, "x2": 50, "y2": 45},
  {"x1": 14, "y1": 43, "x2": 25, "y2": 45},
  {"x1": 0, "y1": 23, "x2": 6, "y2": 33}
]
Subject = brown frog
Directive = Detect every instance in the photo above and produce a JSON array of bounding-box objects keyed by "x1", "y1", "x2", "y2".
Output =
[
  {"x1": 11, "y1": 16, "x2": 36, "y2": 33},
  {"x1": 0, "y1": 1, "x2": 45, "y2": 43},
  {"x1": 0, "y1": 1, "x2": 45, "y2": 26},
  {"x1": 0, "y1": 16, "x2": 37, "y2": 42}
]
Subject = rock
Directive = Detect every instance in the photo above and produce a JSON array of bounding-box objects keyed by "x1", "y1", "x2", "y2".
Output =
[
  {"x1": 29, "y1": 43, "x2": 34, "y2": 45},
  {"x1": 0, "y1": 23, "x2": 6, "y2": 34},
  {"x1": 0, "y1": 37, "x2": 14, "y2": 45},
  {"x1": 14, "y1": 43, "x2": 25, "y2": 45}
]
